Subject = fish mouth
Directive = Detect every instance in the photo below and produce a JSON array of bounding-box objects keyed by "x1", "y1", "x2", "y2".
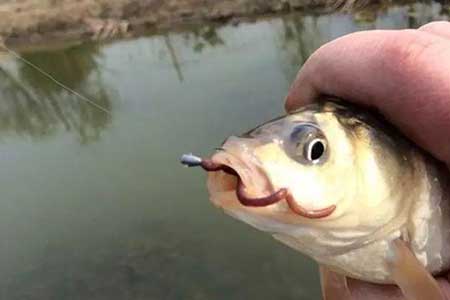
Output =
[{"x1": 203, "y1": 152, "x2": 336, "y2": 219}]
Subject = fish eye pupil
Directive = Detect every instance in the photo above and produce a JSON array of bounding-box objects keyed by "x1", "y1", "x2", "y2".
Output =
[{"x1": 308, "y1": 140, "x2": 325, "y2": 161}]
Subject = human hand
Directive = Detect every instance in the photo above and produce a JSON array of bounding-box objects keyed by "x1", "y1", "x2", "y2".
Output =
[{"x1": 285, "y1": 21, "x2": 450, "y2": 299}]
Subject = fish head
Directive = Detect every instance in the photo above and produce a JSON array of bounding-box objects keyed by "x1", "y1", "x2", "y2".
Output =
[{"x1": 207, "y1": 102, "x2": 412, "y2": 237}]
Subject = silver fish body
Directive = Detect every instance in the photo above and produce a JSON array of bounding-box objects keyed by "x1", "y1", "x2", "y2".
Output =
[{"x1": 204, "y1": 101, "x2": 450, "y2": 283}]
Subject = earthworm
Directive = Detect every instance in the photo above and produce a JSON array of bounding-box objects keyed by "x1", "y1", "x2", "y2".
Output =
[{"x1": 180, "y1": 154, "x2": 335, "y2": 218}]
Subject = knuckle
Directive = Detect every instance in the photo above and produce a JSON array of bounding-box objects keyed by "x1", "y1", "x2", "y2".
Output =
[{"x1": 419, "y1": 21, "x2": 450, "y2": 32}]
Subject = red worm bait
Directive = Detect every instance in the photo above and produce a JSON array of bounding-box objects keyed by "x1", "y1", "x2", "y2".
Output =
[
  {"x1": 285, "y1": 194, "x2": 336, "y2": 219},
  {"x1": 180, "y1": 153, "x2": 335, "y2": 219}
]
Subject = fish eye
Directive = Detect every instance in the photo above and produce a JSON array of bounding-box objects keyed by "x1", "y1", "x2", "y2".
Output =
[{"x1": 286, "y1": 123, "x2": 328, "y2": 164}]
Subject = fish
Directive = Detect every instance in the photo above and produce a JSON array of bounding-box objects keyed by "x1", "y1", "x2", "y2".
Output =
[{"x1": 181, "y1": 100, "x2": 450, "y2": 300}]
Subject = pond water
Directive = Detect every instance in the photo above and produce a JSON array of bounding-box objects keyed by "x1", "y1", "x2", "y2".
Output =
[{"x1": 0, "y1": 2, "x2": 447, "y2": 299}]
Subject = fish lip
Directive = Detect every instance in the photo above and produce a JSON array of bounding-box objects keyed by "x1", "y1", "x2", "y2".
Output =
[
  {"x1": 205, "y1": 150, "x2": 282, "y2": 206},
  {"x1": 204, "y1": 152, "x2": 336, "y2": 219}
]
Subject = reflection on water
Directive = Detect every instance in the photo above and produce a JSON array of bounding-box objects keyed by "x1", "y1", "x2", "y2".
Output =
[
  {"x1": 0, "y1": 44, "x2": 111, "y2": 144},
  {"x1": 163, "y1": 25, "x2": 225, "y2": 82},
  {"x1": 0, "y1": 2, "x2": 447, "y2": 299},
  {"x1": 187, "y1": 25, "x2": 225, "y2": 53}
]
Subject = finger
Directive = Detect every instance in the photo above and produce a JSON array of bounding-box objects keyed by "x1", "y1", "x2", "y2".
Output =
[
  {"x1": 285, "y1": 29, "x2": 450, "y2": 165},
  {"x1": 439, "y1": 277, "x2": 450, "y2": 299},
  {"x1": 319, "y1": 265, "x2": 352, "y2": 300},
  {"x1": 419, "y1": 21, "x2": 450, "y2": 39},
  {"x1": 348, "y1": 278, "x2": 404, "y2": 300},
  {"x1": 348, "y1": 277, "x2": 450, "y2": 300}
]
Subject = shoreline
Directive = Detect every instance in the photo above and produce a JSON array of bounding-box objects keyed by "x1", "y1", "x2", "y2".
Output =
[{"x1": 0, "y1": 0, "x2": 412, "y2": 49}]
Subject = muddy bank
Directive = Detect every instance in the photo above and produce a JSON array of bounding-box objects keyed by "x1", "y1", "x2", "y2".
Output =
[{"x1": 0, "y1": 0, "x2": 409, "y2": 47}]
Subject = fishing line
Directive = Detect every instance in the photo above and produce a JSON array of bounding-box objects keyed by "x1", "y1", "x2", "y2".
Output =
[{"x1": 0, "y1": 40, "x2": 112, "y2": 115}]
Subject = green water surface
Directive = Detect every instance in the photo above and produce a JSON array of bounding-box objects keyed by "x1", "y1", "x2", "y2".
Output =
[{"x1": 0, "y1": 2, "x2": 447, "y2": 299}]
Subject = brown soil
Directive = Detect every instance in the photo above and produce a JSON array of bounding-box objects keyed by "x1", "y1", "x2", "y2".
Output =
[
  {"x1": 1, "y1": 0, "x2": 418, "y2": 48},
  {"x1": 0, "y1": 0, "x2": 372, "y2": 47}
]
